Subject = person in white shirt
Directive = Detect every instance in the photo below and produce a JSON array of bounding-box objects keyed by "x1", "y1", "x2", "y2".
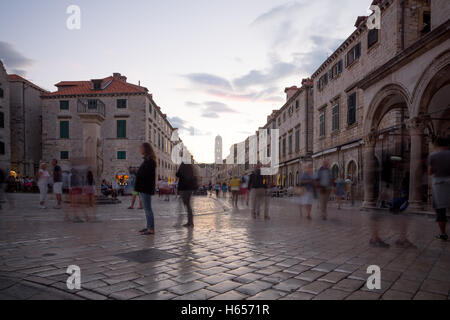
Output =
[{"x1": 37, "y1": 162, "x2": 50, "y2": 209}]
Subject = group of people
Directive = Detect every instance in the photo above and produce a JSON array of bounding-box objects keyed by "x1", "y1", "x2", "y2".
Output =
[
  {"x1": 35, "y1": 159, "x2": 98, "y2": 222},
  {"x1": 132, "y1": 143, "x2": 197, "y2": 235}
]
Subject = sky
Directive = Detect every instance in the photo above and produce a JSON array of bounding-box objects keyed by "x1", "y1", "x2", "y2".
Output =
[{"x1": 0, "y1": 0, "x2": 373, "y2": 163}]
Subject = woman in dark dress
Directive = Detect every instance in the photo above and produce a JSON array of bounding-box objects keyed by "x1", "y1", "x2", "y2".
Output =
[{"x1": 134, "y1": 143, "x2": 157, "y2": 235}]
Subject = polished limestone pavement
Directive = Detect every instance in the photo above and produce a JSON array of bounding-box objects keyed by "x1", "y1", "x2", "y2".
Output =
[{"x1": 0, "y1": 193, "x2": 449, "y2": 300}]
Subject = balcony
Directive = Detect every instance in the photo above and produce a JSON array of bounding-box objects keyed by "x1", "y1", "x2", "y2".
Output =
[{"x1": 77, "y1": 98, "x2": 106, "y2": 119}]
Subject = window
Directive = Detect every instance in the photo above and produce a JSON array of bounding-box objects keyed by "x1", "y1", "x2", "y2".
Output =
[
  {"x1": 88, "y1": 99, "x2": 98, "y2": 109},
  {"x1": 117, "y1": 99, "x2": 127, "y2": 109},
  {"x1": 346, "y1": 42, "x2": 361, "y2": 67},
  {"x1": 60, "y1": 151, "x2": 69, "y2": 160},
  {"x1": 319, "y1": 112, "x2": 326, "y2": 137},
  {"x1": 288, "y1": 135, "x2": 293, "y2": 154},
  {"x1": 154, "y1": 110, "x2": 157, "y2": 119},
  {"x1": 0, "y1": 141, "x2": 4, "y2": 155},
  {"x1": 117, "y1": 151, "x2": 127, "y2": 160},
  {"x1": 295, "y1": 100, "x2": 299, "y2": 109},
  {"x1": 158, "y1": 132, "x2": 161, "y2": 148},
  {"x1": 283, "y1": 112, "x2": 286, "y2": 122},
  {"x1": 0, "y1": 88, "x2": 3, "y2": 98},
  {"x1": 295, "y1": 130, "x2": 300, "y2": 152},
  {"x1": 116, "y1": 120, "x2": 127, "y2": 138},
  {"x1": 347, "y1": 93, "x2": 357, "y2": 125},
  {"x1": 277, "y1": 117, "x2": 281, "y2": 126},
  {"x1": 149, "y1": 103, "x2": 153, "y2": 113},
  {"x1": 330, "y1": 60, "x2": 343, "y2": 80},
  {"x1": 282, "y1": 138, "x2": 286, "y2": 156},
  {"x1": 421, "y1": 11, "x2": 431, "y2": 34},
  {"x1": 0, "y1": 111, "x2": 4, "y2": 128},
  {"x1": 318, "y1": 73, "x2": 328, "y2": 90},
  {"x1": 60, "y1": 100, "x2": 69, "y2": 110},
  {"x1": 368, "y1": 29, "x2": 379, "y2": 48},
  {"x1": 60, "y1": 121, "x2": 69, "y2": 139},
  {"x1": 332, "y1": 104, "x2": 340, "y2": 131}
]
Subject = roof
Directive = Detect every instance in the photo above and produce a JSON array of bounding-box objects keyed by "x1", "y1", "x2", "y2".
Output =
[
  {"x1": 42, "y1": 74, "x2": 149, "y2": 97},
  {"x1": 8, "y1": 74, "x2": 48, "y2": 93}
]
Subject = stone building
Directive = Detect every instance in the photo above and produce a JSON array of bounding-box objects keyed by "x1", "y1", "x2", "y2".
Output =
[
  {"x1": 41, "y1": 73, "x2": 177, "y2": 188},
  {"x1": 8, "y1": 74, "x2": 47, "y2": 177},
  {"x1": 269, "y1": 79, "x2": 314, "y2": 187},
  {"x1": 0, "y1": 61, "x2": 10, "y2": 172},
  {"x1": 310, "y1": 0, "x2": 450, "y2": 208}
]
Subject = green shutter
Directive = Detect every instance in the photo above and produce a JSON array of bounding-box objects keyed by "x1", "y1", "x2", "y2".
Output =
[
  {"x1": 117, "y1": 151, "x2": 126, "y2": 159},
  {"x1": 60, "y1": 151, "x2": 69, "y2": 160},
  {"x1": 117, "y1": 120, "x2": 126, "y2": 138},
  {"x1": 60, "y1": 100, "x2": 69, "y2": 110},
  {"x1": 60, "y1": 121, "x2": 69, "y2": 139},
  {"x1": 117, "y1": 99, "x2": 127, "y2": 109}
]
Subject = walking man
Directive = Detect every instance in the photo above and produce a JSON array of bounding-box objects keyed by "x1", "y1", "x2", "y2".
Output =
[
  {"x1": 249, "y1": 163, "x2": 270, "y2": 220},
  {"x1": 51, "y1": 159, "x2": 63, "y2": 209},
  {"x1": 315, "y1": 160, "x2": 332, "y2": 220},
  {"x1": 428, "y1": 137, "x2": 450, "y2": 241},
  {"x1": 176, "y1": 158, "x2": 197, "y2": 228}
]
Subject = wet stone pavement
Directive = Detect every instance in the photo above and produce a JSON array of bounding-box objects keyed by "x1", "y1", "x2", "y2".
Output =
[{"x1": 0, "y1": 193, "x2": 449, "y2": 300}]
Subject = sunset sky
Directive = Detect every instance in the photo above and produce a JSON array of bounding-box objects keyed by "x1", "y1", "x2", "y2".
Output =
[{"x1": 0, "y1": 0, "x2": 373, "y2": 163}]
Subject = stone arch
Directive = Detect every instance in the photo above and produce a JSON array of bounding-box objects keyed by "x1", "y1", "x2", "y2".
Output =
[
  {"x1": 411, "y1": 49, "x2": 450, "y2": 118},
  {"x1": 331, "y1": 162, "x2": 340, "y2": 179},
  {"x1": 364, "y1": 83, "x2": 411, "y2": 136},
  {"x1": 346, "y1": 160, "x2": 358, "y2": 180}
]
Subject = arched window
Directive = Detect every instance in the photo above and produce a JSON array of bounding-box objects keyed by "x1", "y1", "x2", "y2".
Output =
[
  {"x1": 331, "y1": 164, "x2": 339, "y2": 180},
  {"x1": 347, "y1": 161, "x2": 357, "y2": 181}
]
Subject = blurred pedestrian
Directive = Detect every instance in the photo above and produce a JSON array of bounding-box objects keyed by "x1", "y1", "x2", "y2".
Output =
[
  {"x1": 240, "y1": 175, "x2": 250, "y2": 206},
  {"x1": 214, "y1": 183, "x2": 220, "y2": 198},
  {"x1": 230, "y1": 176, "x2": 241, "y2": 207},
  {"x1": 315, "y1": 160, "x2": 332, "y2": 220},
  {"x1": 249, "y1": 163, "x2": 270, "y2": 220},
  {"x1": 299, "y1": 163, "x2": 314, "y2": 220},
  {"x1": 37, "y1": 162, "x2": 50, "y2": 209},
  {"x1": 176, "y1": 157, "x2": 197, "y2": 228},
  {"x1": 84, "y1": 170, "x2": 99, "y2": 222},
  {"x1": 428, "y1": 137, "x2": 450, "y2": 241},
  {"x1": 135, "y1": 142, "x2": 157, "y2": 235},
  {"x1": 335, "y1": 174, "x2": 345, "y2": 210},
  {"x1": 51, "y1": 159, "x2": 63, "y2": 209},
  {"x1": 128, "y1": 168, "x2": 143, "y2": 209}
]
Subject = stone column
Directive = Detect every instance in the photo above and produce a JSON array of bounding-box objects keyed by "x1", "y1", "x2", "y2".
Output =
[
  {"x1": 408, "y1": 118, "x2": 425, "y2": 211},
  {"x1": 363, "y1": 131, "x2": 377, "y2": 208},
  {"x1": 79, "y1": 114, "x2": 104, "y2": 196}
]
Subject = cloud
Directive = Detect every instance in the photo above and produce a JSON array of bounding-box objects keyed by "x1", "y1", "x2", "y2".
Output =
[
  {"x1": 185, "y1": 101, "x2": 201, "y2": 107},
  {"x1": 168, "y1": 116, "x2": 210, "y2": 137},
  {"x1": 183, "y1": 73, "x2": 232, "y2": 90},
  {"x1": 251, "y1": 1, "x2": 308, "y2": 25},
  {"x1": 233, "y1": 61, "x2": 297, "y2": 89},
  {"x1": 0, "y1": 41, "x2": 34, "y2": 75}
]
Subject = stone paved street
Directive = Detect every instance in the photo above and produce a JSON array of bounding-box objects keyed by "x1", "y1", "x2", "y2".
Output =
[{"x1": 0, "y1": 193, "x2": 449, "y2": 300}]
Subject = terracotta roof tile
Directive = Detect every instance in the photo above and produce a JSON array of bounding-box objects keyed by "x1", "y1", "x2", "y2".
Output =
[
  {"x1": 43, "y1": 74, "x2": 148, "y2": 97},
  {"x1": 8, "y1": 74, "x2": 48, "y2": 92}
]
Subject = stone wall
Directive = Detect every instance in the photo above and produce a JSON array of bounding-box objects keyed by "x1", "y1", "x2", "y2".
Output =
[{"x1": 0, "y1": 62, "x2": 10, "y2": 172}]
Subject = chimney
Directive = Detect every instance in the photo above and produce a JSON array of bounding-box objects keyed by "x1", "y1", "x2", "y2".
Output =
[
  {"x1": 113, "y1": 72, "x2": 127, "y2": 82},
  {"x1": 301, "y1": 78, "x2": 313, "y2": 87},
  {"x1": 284, "y1": 86, "x2": 299, "y2": 101},
  {"x1": 354, "y1": 16, "x2": 367, "y2": 28}
]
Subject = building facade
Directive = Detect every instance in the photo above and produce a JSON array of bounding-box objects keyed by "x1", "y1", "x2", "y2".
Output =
[
  {"x1": 0, "y1": 61, "x2": 10, "y2": 172},
  {"x1": 9, "y1": 74, "x2": 47, "y2": 177},
  {"x1": 310, "y1": 0, "x2": 450, "y2": 208},
  {"x1": 41, "y1": 73, "x2": 177, "y2": 186},
  {"x1": 270, "y1": 80, "x2": 314, "y2": 187}
]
